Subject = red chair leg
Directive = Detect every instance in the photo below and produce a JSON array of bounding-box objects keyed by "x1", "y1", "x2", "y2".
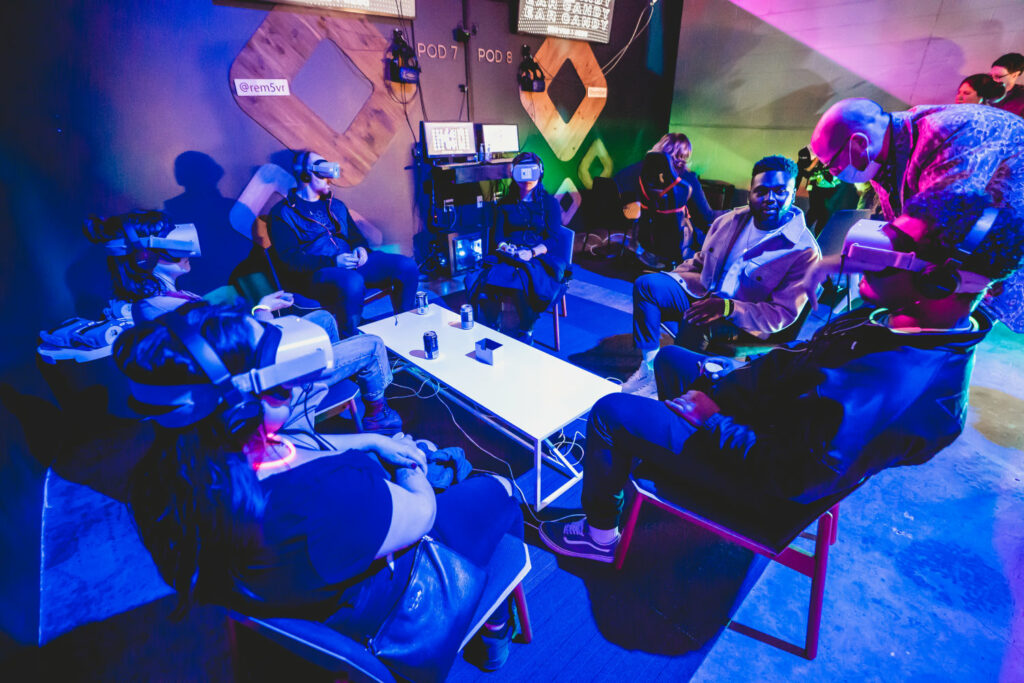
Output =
[
  {"x1": 512, "y1": 583, "x2": 533, "y2": 644},
  {"x1": 613, "y1": 494, "x2": 644, "y2": 570},
  {"x1": 560, "y1": 296, "x2": 567, "y2": 317},
  {"x1": 804, "y1": 508, "x2": 834, "y2": 659}
]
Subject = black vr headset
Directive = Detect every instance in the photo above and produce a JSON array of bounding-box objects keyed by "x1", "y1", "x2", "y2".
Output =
[
  {"x1": 129, "y1": 314, "x2": 334, "y2": 431},
  {"x1": 293, "y1": 151, "x2": 341, "y2": 183}
]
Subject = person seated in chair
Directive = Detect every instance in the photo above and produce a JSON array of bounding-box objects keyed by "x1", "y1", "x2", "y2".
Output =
[
  {"x1": 87, "y1": 211, "x2": 402, "y2": 433},
  {"x1": 632, "y1": 132, "x2": 715, "y2": 268},
  {"x1": 540, "y1": 190, "x2": 1023, "y2": 563},
  {"x1": 268, "y1": 151, "x2": 420, "y2": 336},
  {"x1": 120, "y1": 304, "x2": 525, "y2": 675},
  {"x1": 470, "y1": 152, "x2": 569, "y2": 343},
  {"x1": 622, "y1": 155, "x2": 820, "y2": 394}
]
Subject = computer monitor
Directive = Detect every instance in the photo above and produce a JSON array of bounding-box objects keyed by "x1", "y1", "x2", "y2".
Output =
[
  {"x1": 421, "y1": 121, "x2": 477, "y2": 159},
  {"x1": 478, "y1": 124, "x2": 520, "y2": 155}
]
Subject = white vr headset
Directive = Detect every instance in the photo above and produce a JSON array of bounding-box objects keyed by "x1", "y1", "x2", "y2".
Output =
[
  {"x1": 512, "y1": 162, "x2": 542, "y2": 183},
  {"x1": 129, "y1": 315, "x2": 334, "y2": 427},
  {"x1": 841, "y1": 215, "x2": 994, "y2": 294},
  {"x1": 104, "y1": 223, "x2": 202, "y2": 258}
]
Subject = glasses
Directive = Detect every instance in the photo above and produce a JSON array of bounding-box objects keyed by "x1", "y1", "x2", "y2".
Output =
[{"x1": 823, "y1": 135, "x2": 852, "y2": 173}]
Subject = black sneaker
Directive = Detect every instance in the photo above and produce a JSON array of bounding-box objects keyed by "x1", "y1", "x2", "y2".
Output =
[
  {"x1": 539, "y1": 516, "x2": 618, "y2": 563},
  {"x1": 474, "y1": 617, "x2": 514, "y2": 671},
  {"x1": 362, "y1": 404, "x2": 403, "y2": 434}
]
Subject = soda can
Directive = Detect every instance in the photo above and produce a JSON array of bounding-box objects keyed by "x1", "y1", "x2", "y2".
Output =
[
  {"x1": 415, "y1": 291, "x2": 429, "y2": 314},
  {"x1": 460, "y1": 304, "x2": 474, "y2": 330},
  {"x1": 423, "y1": 331, "x2": 439, "y2": 359},
  {"x1": 700, "y1": 356, "x2": 731, "y2": 382}
]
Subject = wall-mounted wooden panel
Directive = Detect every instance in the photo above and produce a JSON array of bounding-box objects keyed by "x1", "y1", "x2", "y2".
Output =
[
  {"x1": 229, "y1": 8, "x2": 406, "y2": 186},
  {"x1": 520, "y1": 38, "x2": 608, "y2": 162}
]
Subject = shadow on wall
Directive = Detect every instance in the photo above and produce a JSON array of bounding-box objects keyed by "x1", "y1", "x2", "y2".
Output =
[{"x1": 164, "y1": 151, "x2": 250, "y2": 295}]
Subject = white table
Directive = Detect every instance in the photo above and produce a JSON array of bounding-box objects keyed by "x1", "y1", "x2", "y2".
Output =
[{"x1": 360, "y1": 304, "x2": 620, "y2": 509}]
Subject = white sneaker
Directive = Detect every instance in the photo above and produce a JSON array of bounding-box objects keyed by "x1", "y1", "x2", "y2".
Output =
[{"x1": 620, "y1": 365, "x2": 655, "y2": 395}]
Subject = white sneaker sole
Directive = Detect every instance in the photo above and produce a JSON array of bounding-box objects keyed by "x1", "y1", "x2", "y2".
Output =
[{"x1": 538, "y1": 525, "x2": 616, "y2": 563}]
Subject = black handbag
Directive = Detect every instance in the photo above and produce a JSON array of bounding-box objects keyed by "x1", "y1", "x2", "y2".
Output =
[{"x1": 368, "y1": 536, "x2": 486, "y2": 682}]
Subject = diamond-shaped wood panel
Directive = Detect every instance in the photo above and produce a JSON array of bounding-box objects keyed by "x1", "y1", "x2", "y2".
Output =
[
  {"x1": 520, "y1": 38, "x2": 607, "y2": 162},
  {"x1": 230, "y1": 9, "x2": 405, "y2": 187},
  {"x1": 554, "y1": 176, "x2": 582, "y2": 225},
  {"x1": 577, "y1": 137, "x2": 613, "y2": 190}
]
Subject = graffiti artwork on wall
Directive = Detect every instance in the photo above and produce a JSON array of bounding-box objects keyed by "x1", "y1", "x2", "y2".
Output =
[{"x1": 229, "y1": 9, "x2": 405, "y2": 187}]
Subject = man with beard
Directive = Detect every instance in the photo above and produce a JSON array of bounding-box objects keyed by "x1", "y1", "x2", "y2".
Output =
[
  {"x1": 540, "y1": 190, "x2": 1022, "y2": 563},
  {"x1": 622, "y1": 155, "x2": 820, "y2": 395},
  {"x1": 268, "y1": 151, "x2": 420, "y2": 336}
]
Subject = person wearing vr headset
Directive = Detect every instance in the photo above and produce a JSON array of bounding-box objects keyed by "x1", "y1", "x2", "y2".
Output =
[
  {"x1": 87, "y1": 211, "x2": 403, "y2": 433},
  {"x1": 631, "y1": 133, "x2": 715, "y2": 268},
  {"x1": 470, "y1": 151, "x2": 568, "y2": 342},
  {"x1": 809, "y1": 97, "x2": 1024, "y2": 330},
  {"x1": 268, "y1": 151, "x2": 421, "y2": 336},
  {"x1": 622, "y1": 156, "x2": 820, "y2": 395},
  {"x1": 540, "y1": 189, "x2": 1024, "y2": 564},
  {"x1": 120, "y1": 303, "x2": 526, "y2": 674}
]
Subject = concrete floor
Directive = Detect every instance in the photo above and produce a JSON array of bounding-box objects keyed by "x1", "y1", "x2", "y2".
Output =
[
  {"x1": 561, "y1": 265, "x2": 1024, "y2": 682},
  {"x1": 14, "y1": 265, "x2": 1022, "y2": 681},
  {"x1": 687, "y1": 321, "x2": 1023, "y2": 682}
]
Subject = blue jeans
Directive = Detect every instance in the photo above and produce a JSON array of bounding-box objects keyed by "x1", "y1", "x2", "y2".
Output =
[
  {"x1": 632, "y1": 273, "x2": 758, "y2": 353},
  {"x1": 310, "y1": 251, "x2": 420, "y2": 335},
  {"x1": 582, "y1": 346, "x2": 757, "y2": 529},
  {"x1": 324, "y1": 333, "x2": 393, "y2": 402},
  {"x1": 301, "y1": 308, "x2": 341, "y2": 343}
]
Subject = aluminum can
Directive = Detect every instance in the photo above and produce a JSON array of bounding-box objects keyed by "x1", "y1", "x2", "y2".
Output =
[
  {"x1": 423, "y1": 331, "x2": 439, "y2": 359},
  {"x1": 700, "y1": 356, "x2": 731, "y2": 382},
  {"x1": 460, "y1": 304, "x2": 474, "y2": 330},
  {"x1": 415, "y1": 291, "x2": 429, "y2": 314}
]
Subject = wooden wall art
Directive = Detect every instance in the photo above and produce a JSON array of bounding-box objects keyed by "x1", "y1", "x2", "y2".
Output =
[
  {"x1": 520, "y1": 38, "x2": 607, "y2": 162},
  {"x1": 577, "y1": 137, "x2": 613, "y2": 190},
  {"x1": 229, "y1": 8, "x2": 406, "y2": 187}
]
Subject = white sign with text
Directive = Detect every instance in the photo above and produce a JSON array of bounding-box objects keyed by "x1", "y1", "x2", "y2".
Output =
[{"x1": 234, "y1": 79, "x2": 291, "y2": 97}]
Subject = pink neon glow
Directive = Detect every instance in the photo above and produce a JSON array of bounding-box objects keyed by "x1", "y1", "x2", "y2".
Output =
[{"x1": 255, "y1": 433, "x2": 298, "y2": 472}]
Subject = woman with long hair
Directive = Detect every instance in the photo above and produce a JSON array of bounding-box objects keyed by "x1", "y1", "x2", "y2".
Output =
[
  {"x1": 87, "y1": 210, "x2": 402, "y2": 432},
  {"x1": 636, "y1": 133, "x2": 715, "y2": 267},
  {"x1": 470, "y1": 152, "x2": 569, "y2": 342},
  {"x1": 119, "y1": 303, "x2": 525, "y2": 674}
]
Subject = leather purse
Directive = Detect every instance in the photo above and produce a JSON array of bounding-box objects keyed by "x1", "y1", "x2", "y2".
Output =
[{"x1": 368, "y1": 536, "x2": 486, "y2": 682}]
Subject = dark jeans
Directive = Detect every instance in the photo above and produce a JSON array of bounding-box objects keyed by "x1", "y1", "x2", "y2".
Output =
[
  {"x1": 309, "y1": 251, "x2": 420, "y2": 335},
  {"x1": 632, "y1": 273, "x2": 759, "y2": 353},
  {"x1": 474, "y1": 288, "x2": 542, "y2": 339},
  {"x1": 582, "y1": 346, "x2": 765, "y2": 529}
]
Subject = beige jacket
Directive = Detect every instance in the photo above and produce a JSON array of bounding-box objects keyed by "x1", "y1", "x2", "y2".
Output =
[{"x1": 671, "y1": 206, "x2": 821, "y2": 338}]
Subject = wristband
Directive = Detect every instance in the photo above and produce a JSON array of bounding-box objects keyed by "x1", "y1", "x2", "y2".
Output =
[
  {"x1": 722, "y1": 299, "x2": 734, "y2": 318},
  {"x1": 251, "y1": 304, "x2": 272, "y2": 316}
]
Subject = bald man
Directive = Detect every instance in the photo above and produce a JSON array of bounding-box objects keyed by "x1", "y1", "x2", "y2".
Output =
[{"x1": 810, "y1": 98, "x2": 1024, "y2": 330}]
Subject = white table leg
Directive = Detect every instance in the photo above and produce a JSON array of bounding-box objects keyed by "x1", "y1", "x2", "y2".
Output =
[{"x1": 535, "y1": 437, "x2": 585, "y2": 511}]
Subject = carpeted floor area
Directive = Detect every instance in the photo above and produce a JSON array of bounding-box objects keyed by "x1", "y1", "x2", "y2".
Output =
[{"x1": 18, "y1": 252, "x2": 1023, "y2": 681}]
